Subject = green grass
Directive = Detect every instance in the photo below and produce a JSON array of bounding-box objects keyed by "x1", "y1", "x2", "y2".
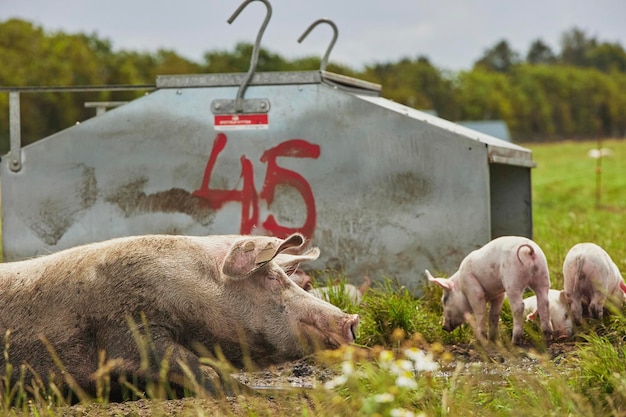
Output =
[
  {"x1": 531, "y1": 138, "x2": 626, "y2": 288},
  {"x1": 3, "y1": 138, "x2": 626, "y2": 416}
]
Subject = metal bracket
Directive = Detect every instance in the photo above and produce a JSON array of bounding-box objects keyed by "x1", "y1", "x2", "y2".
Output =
[
  {"x1": 8, "y1": 91, "x2": 22, "y2": 172},
  {"x1": 211, "y1": 98, "x2": 270, "y2": 114}
]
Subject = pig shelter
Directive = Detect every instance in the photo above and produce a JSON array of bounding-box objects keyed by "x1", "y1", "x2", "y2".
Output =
[{"x1": 1, "y1": 71, "x2": 534, "y2": 294}]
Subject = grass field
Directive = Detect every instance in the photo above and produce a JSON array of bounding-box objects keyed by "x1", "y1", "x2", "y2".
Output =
[
  {"x1": 2, "y1": 138, "x2": 626, "y2": 416},
  {"x1": 531, "y1": 138, "x2": 626, "y2": 287}
]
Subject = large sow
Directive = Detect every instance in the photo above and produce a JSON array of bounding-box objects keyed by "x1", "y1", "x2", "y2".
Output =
[{"x1": 0, "y1": 233, "x2": 358, "y2": 400}]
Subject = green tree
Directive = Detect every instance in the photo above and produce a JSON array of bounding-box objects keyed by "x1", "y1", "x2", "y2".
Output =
[
  {"x1": 361, "y1": 56, "x2": 456, "y2": 116},
  {"x1": 526, "y1": 39, "x2": 556, "y2": 65},
  {"x1": 454, "y1": 69, "x2": 516, "y2": 122},
  {"x1": 474, "y1": 40, "x2": 521, "y2": 72},
  {"x1": 587, "y1": 42, "x2": 626, "y2": 72},
  {"x1": 560, "y1": 27, "x2": 595, "y2": 67}
]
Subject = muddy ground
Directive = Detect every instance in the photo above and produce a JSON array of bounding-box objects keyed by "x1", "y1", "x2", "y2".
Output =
[{"x1": 55, "y1": 342, "x2": 578, "y2": 416}]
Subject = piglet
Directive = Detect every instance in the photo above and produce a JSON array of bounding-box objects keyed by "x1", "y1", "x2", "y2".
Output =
[
  {"x1": 561, "y1": 242, "x2": 625, "y2": 324},
  {"x1": 426, "y1": 236, "x2": 552, "y2": 345},
  {"x1": 309, "y1": 276, "x2": 372, "y2": 305},
  {"x1": 524, "y1": 289, "x2": 573, "y2": 340}
]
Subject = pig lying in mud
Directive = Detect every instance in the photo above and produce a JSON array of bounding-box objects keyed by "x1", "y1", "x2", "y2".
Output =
[
  {"x1": 427, "y1": 236, "x2": 553, "y2": 345},
  {"x1": 0, "y1": 233, "x2": 359, "y2": 400},
  {"x1": 524, "y1": 289, "x2": 573, "y2": 340},
  {"x1": 561, "y1": 242, "x2": 625, "y2": 324}
]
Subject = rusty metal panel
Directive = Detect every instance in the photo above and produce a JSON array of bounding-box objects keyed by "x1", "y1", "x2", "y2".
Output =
[{"x1": 1, "y1": 73, "x2": 532, "y2": 293}]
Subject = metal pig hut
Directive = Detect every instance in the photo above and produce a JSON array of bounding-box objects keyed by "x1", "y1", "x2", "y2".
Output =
[{"x1": 1, "y1": 68, "x2": 534, "y2": 294}]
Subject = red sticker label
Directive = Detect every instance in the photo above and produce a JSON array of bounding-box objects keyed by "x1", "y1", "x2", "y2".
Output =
[{"x1": 214, "y1": 114, "x2": 269, "y2": 130}]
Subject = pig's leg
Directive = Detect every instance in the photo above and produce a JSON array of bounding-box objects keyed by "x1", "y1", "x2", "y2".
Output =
[
  {"x1": 532, "y1": 288, "x2": 554, "y2": 342},
  {"x1": 488, "y1": 294, "x2": 505, "y2": 342},
  {"x1": 589, "y1": 292, "x2": 607, "y2": 320},
  {"x1": 506, "y1": 290, "x2": 526, "y2": 345},
  {"x1": 100, "y1": 325, "x2": 247, "y2": 398},
  {"x1": 464, "y1": 273, "x2": 489, "y2": 343},
  {"x1": 572, "y1": 296, "x2": 584, "y2": 325},
  {"x1": 146, "y1": 335, "x2": 252, "y2": 397}
]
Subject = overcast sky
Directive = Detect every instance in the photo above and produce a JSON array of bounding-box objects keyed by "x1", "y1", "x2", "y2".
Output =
[{"x1": 3, "y1": 0, "x2": 626, "y2": 71}]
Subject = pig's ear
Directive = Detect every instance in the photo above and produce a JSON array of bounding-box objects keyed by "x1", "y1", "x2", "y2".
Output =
[
  {"x1": 559, "y1": 290, "x2": 571, "y2": 306},
  {"x1": 274, "y1": 247, "x2": 320, "y2": 276},
  {"x1": 425, "y1": 269, "x2": 454, "y2": 291},
  {"x1": 222, "y1": 234, "x2": 306, "y2": 279}
]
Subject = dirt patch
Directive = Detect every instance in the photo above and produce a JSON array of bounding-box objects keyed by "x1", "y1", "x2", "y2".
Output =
[
  {"x1": 234, "y1": 357, "x2": 334, "y2": 391},
  {"x1": 55, "y1": 343, "x2": 578, "y2": 415},
  {"x1": 58, "y1": 358, "x2": 325, "y2": 416}
]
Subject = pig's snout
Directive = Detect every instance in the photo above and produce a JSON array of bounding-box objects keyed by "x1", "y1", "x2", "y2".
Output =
[
  {"x1": 300, "y1": 313, "x2": 360, "y2": 349},
  {"x1": 346, "y1": 314, "x2": 359, "y2": 343},
  {"x1": 554, "y1": 327, "x2": 572, "y2": 341}
]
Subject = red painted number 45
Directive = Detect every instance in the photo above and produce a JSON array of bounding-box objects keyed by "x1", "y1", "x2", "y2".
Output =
[{"x1": 193, "y1": 133, "x2": 321, "y2": 238}]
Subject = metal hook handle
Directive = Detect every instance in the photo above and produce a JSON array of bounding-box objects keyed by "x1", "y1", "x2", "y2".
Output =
[
  {"x1": 227, "y1": 0, "x2": 272, "y2": 112},
  {"x1": 298, "y1": 18, "x2": 338, "y2": 72}
]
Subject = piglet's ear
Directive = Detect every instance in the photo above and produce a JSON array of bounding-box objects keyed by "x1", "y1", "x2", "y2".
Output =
[
  {"x1": 222, "y1": 233, "x2": 306, "y2": 279},
  {"x1": 425, "y1": 270, "x2": 454, "y2": 291}
]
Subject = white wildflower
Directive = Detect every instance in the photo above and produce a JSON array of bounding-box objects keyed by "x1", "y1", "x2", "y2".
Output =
[
  {"x1": 323, "y1": 374, "x2": 347, "y2": 390},
  {"x1": 404, "y1": 347, "x2": 439, "y2": 372},
  {"x1": 341, "y1": 360, "x2": 355, "y2": 376},
  {"x1": 390, "y1": 359, "x2": 414, "y2": 376},
  {"x1": 391, "y1": 408, "x2": 421, "y2": 417},
  {"x1": 374, "y1": 392, "x2": 395, "y2": 403},
  {"x1": 395, "y1": 371, "x2": 418, "y2": 389},
  {"x1": 379, "y1": 349, "x2": 394, "y2": 365}
]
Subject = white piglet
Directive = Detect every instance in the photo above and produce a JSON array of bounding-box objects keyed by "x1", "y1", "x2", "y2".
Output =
[
  {"x1": 427, "y1": 236, "x2": 553, "y2": 345},
  {"x1": 561, "y1": 242, "x2": 625, "y2": 325},
  {"x1": 524, "y1": 289, "x2": 573, "y2": 340}
]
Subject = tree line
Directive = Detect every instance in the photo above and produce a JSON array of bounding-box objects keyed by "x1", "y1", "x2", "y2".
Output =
[{"x1": 1, "y1": 18, "x2": 625, "y2": 154}]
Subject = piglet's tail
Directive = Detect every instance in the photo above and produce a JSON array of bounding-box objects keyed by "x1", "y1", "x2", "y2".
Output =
[{"x1": 516, "y1": 244, "x2": 535, "y2": 264}]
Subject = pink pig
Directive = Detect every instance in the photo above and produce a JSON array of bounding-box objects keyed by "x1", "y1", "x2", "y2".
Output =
[
  {"x1": 524, "y1": 289, "x2": 573, "y2": 340},
  {"x1": 427, "y1": 236, "x2": 553, "y2": 345},
  {"x1": 0, "y1": 233, "x2": 359, "y2": 400},
  {"x1": 561, "y1": 242, "x2": 625, "y2": 324}
]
